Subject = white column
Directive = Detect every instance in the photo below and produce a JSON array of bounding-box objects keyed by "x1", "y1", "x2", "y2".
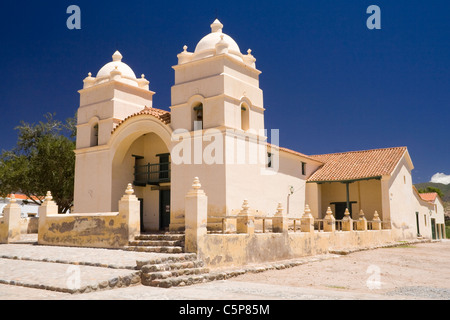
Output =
[{"x1": 184, "y1": 177, "x2": 208, "y2": 253}]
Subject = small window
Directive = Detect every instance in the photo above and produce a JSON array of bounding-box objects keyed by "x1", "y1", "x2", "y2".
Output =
[
  {"x1": 267, "y1": 152, "x2": 272, "y2": 168},
  {"x1": 91, "y1": 123, "x2": 99, "y2": 147},
  {"x1": 301, "y1": 162, "x2": 306, "y2": 175},
  {"x1": 193, "y1": 103, "x2": 203, "y2": 130},
  {"x1": 241, "y1": 104, "x2": 249, "y2": 131}
]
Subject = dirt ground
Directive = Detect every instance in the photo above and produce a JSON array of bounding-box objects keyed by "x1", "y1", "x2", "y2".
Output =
[
  {"x1": 1, "y1": 239, "x2": 449, "y2": 300},
  {"x1": 229, "y1": 240, "x2": 450, "y2": 298}
]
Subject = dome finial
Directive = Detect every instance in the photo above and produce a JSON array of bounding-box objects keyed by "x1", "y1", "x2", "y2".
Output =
[
  {"x1": 211, "y1": 19, "x2": 223, "y2": 33},
  {"x1": 112, "y1": 50, "x2": 123, "y2": 62}
]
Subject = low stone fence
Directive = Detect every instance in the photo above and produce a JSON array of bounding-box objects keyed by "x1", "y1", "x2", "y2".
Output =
[
  {"x1": 184, "y1": 177, "x2": 410, "y2": 269},
  {"x1": 37, "y1": 185, "x2": 140, "y2": 248},
  {"x1": 209, "y1": 204, "x2": 389, "y2": 235},
  {"x1": 20, "y1": 216, "x2": 39, "y2": 234}
]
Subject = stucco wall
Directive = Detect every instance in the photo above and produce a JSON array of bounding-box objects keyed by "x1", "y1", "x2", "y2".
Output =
[
  {"x1": 170, "y1": 130, "x2": 322, "y2": 231},
  {"x1": 73, "y1": 148, "x2": 112, "y2": 213},
  {"x1": 432, "y1": 198, "x2": 445, "y2": 224},
  {"x1": 412, "y1": 189, "x2": 434, "y2": 239},
  {"x1": 387, "y1": 158, "x2": 424, "y2": 239},
  {"x1": 38, "y1": 212, "x2": 130, "y2": 248},
  {"x1": 38, "y1": 191, "x2": 140, "y2": 248},
  {"x1": 198, "y1": 229, "x2": 402, "y2": 269}
]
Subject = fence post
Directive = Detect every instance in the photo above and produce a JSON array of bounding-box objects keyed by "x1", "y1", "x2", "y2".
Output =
[
  {"x1": 37, "y1": 191, "x2": 59, "y2": 244},
  {"x1": 273, "y1": 202, "x2": 288, "y2": 233},
  {"x1": 323, "y1": 206, "x2": 336, "y2": 232},
  {"x1": 357, "y1": 210, "x2": 368, "y2": 231},
  {"x1": 119, "y1": 183, "x2": 141, "y2": 242},
  {"x1": 372, "y1": 211, "x2": 382, "y2": 230},
  {"x1": 185, "y1": 177, "x2": 208, "y2": 253},
  {"x1": 237, "y1": 199, "x2": 255, "y2": 234},
  {"x1": 342, "y1": 208, "x2": 353, "y2": 231},
  {"x1": 301, "y1": 204, "x2": 314, "y2": 233},
  {"x1": 0, "y1": 195, "x2": 22, "y2": 243}
]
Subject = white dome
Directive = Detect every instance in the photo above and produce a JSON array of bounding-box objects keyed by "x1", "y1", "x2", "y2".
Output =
[
  {"x1": 83, "y1": 50, "x2": 151, "y2": 90},
  {"x1": 195, "y1": 32, "x2": 241, "y2": 55},
  {"x1": 96, "y1": 51, "x2": 137, "y2": 79},
  {"x1": 192, "y1": 19, "x2": 243, "y2": 62}
]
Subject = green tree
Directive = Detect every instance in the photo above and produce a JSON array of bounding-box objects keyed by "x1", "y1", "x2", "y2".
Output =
[
  {"x1": 0, "y1": 113, "x2": 76, "y2": 213},
  {"x1": 418, "y1": 186, "x2": 444, "y2": 199}
]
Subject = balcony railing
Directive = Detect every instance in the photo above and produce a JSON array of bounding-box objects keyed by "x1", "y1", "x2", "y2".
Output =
[{"x1": 133, "y1": 162, "x2": 171, "y2": 186}]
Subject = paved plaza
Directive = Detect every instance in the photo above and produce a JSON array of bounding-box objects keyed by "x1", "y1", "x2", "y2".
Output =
[{"x1": 0, "y1": 236, "x2": 449, "y2": 300}]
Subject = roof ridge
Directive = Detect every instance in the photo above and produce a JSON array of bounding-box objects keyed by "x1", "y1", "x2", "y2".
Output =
[
  {"x1": 310, "y1": 146, "x2": 407, "y2": 158},
  {"x1": 267, "y1": 143, "x2": 324, "y2": 163}
]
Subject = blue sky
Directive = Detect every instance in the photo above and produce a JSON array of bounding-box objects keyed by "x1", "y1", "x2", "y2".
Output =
[{"x1": 0, "y1": 0, "x2": 448, "y2": 184}]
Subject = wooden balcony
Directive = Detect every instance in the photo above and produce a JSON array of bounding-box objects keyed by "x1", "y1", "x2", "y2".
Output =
[{"x1": 133, "y1": 161, "x2": 171, "y2": 186}]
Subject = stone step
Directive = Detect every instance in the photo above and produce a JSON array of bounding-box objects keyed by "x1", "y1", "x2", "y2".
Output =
[
  {"x1": 128, "y1": 240, "x2": 184, "y2": 247},
  {"x1": 142, "y1": 267, "x2": 210, "y2": 281},
  {"x1": 123, "y1": 246, "x2": 184, "y2": 253},
  {"x1": 135, "y1": 253, "x2": 198, "y2": 269},
  {"x1": 142, "y1": 273, "x2": 212, "y2": 288},
  {"x1": 135, "y1": 234, "x2": 185, "y2": 241},
  {"x1": 141, "y1": 260, "x2": 204, "y2": 273}
]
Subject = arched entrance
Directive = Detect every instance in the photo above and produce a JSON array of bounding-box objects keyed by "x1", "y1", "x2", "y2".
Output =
[{"x1": 110, "y1": 114, "x2": 172, "y2": 231}]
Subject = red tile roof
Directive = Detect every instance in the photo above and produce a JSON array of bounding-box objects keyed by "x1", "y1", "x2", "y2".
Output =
[
  {"x1": 307, "y1": 147, "x2": 408, "y2": 182},
  {"x1": 419, "y1": 192, "x2": 438, "y2": 202},
  {"x1": 7, "y1": 194, "x2": 42, "y2": 202},
  {"x1": 112, "y1": 106, "x2": 171, "y2": 134}
]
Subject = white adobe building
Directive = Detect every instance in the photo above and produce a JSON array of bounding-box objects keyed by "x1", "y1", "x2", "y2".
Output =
[
  {"x1": 417, "y1": 191, "x2": 446, "y2": 239},
  {"x1": 73, "y1": 19, "x2": 445, "y2": 240},
  {"x1": 0, "y1": 194, "x2": 39, "y2": 218}
]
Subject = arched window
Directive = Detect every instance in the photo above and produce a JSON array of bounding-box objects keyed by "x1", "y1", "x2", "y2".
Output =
[
  {"x1": 91, "y1": 123, "x2": 99, "y2": 146},
  {"x1": 241, "y1": 103, "x2": 249, "y2": 131},
  {"x1": 193, "y1": 103, "x2": 203, "y2": 130}
]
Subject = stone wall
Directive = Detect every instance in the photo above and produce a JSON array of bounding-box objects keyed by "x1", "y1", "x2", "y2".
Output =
[
  {"x1": 184, "y1": 177, "x2": 416, "y2": 269},
  {"x1": 197, "y1": 229, "x2": 398, "y2": 269},
  {"x1": 38, "y1": 185, "x2": 140, "y2": 248},
  {"x1": 20, "y1": 217, "x2": 38, "y2": 234}
]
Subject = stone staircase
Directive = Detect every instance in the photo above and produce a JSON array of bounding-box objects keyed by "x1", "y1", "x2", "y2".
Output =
[
  {"x1": 124, "y1": 232, "x2": 212, "y2": 287},
  {"x1": 139, "y1": 254, "x2": 212, "y2": 288},
  {"x1": 124, "y1": 232, "x2": 185, "y2": 253}
]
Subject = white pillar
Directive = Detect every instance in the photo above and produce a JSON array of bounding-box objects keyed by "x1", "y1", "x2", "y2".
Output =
[
  {"x1": 184, "y1": 177, "x2": 208, "y2": 253},
  {"x1": 118, "y1": 183, "x2": 141, "y2": 242},
  {"x1": 357, "y1": 210, "x2": 368, "y2": 231},
  {"x1": 1, "y1": 195, "x2": 22, "y2": 243},
  {"x1": 273, "y1": 202, "x2": 288, "y2": 233},
  {"x1": 301, "y1": 204, "x2": 314, "y2": 233},
  {"x1": 323, "y1": 207, "x2": 336, "y2": 232},
  {"x1": 237, "y1": 199, "x2": 255, "y2": 234},
  {"x1": 372, "y1": 211, "x2": 382, "y2": 230},
  {"x1": 342, "y1": 208, "x2": 353, "y2": 231},
  {"x1": 38, "y1": 191, "x2": 59, "y2": 244}
]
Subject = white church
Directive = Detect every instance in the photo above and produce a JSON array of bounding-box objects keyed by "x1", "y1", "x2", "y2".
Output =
[{"x1": 73, "y1": 19, "x2": 445, "y2": 240}]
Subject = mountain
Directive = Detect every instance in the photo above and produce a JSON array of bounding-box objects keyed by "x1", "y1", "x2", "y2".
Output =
[{"x1": 414, "y1": 182, "x2": 450, "y2": 202}]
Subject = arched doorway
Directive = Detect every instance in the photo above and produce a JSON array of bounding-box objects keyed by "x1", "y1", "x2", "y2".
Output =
[{"x1": 110, "y1": 114, "x2": 172, "y2": 231}]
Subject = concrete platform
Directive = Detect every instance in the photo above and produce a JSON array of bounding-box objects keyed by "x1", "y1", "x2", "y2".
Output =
[{"x1": 0, "y1": 236, "x2": 197, "y2": 294}]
